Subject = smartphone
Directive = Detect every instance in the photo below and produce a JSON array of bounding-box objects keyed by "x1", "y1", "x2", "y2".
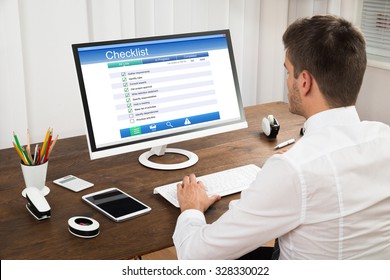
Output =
[{"x1": 82, "y1": 188, "x2": 151, "y2": 222}]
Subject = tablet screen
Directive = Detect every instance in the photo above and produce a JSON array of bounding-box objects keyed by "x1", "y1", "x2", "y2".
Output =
[{"x1": 82, "y1": 188, "x2": 151, "y2": 221}]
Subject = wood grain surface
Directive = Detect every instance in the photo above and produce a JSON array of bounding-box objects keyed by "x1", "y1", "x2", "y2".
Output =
[{"x1": 0, "y1": 102, "x2": 304, "y2": 259}]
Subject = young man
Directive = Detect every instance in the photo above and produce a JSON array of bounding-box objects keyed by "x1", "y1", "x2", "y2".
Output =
[{"x1": 173, "y1": 15, "x2": 390, "y2": 259}]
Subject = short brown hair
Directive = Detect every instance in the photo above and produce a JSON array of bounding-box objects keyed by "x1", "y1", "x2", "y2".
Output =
[{"x1": 283, "y1": 15, "x2": 367, "y2": 107}]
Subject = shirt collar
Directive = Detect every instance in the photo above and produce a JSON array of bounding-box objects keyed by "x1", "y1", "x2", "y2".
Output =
[{"x1": 303, "y1": 106, "x2": 360, "y2": 135}]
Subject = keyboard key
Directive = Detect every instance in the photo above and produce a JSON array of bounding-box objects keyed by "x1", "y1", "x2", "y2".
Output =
[{"x1": 153, "y1": 164, "x2": 260, "y2": 207}]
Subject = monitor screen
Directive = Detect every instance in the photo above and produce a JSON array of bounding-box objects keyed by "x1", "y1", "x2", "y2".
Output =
[{"x1": 72, "y1": 30, "x2": 247, "y2": 170}]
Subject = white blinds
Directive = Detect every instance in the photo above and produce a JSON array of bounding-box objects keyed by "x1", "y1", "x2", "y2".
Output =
[{"x1": 360, "y1": 0, "x2": 390, "y2": 58}]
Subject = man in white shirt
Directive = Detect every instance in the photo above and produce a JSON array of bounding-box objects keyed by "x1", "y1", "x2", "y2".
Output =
[{"x1": 173, "y1": 15, "x2": 390, "y2": 259}]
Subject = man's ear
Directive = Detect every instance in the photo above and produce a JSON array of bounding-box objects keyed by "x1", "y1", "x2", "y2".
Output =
[{"x1": 298, "y1": 70, "x2": 313, "y2": 96}]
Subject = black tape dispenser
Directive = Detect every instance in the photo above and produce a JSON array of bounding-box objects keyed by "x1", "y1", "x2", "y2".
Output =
[
  {"x1": 25, "y1": 188, "x2": 51, "y2": 220},
  {"x1": 262, "y1": 114, "x2": 280, "y2": 138}
]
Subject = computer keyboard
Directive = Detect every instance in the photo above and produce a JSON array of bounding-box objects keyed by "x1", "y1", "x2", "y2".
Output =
[{"x1": 153, "y1": 164, "x2": 261, "y2": 208}]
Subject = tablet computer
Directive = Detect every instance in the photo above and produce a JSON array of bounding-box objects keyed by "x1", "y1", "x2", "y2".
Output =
[{"x1": 82, "y1": 188, "x2": 151, "y2": 222}]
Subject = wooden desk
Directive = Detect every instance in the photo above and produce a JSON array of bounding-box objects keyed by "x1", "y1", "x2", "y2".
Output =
[{"x1": 0, "y1": 102, "x2": 304, "y2": 259}]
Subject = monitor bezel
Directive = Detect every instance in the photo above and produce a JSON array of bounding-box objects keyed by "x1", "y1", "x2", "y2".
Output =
[{"x1": 72, "y1": 29, "x2": 247, "y2": 160}]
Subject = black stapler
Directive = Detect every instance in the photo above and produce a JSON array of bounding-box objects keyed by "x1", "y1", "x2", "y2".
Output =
[{"x1": 25, "y1": 188, "x2": 51, "y2": 220}]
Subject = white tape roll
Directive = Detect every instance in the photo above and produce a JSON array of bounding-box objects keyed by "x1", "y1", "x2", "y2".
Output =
[{"x1": 68, "y1": 216, "x2": 100, "y2": 238}]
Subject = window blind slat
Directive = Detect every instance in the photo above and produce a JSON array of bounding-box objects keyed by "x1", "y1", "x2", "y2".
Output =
[{"x1": 360, "y1": 0, "x2": 390, "y2": 57}]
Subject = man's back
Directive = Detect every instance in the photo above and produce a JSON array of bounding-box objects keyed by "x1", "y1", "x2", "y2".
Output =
[{"x1": 280, "y1": 106, "x2": 390, "y2": 259}]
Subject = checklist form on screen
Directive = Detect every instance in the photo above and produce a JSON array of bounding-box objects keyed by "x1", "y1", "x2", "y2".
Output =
[{"x1": 72, "y1": 30, "x2": 247, "y2": 170}]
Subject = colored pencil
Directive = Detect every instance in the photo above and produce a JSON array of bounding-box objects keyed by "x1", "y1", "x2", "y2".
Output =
[{"x1": 13, "y1": 142, "x2": 28, "y2": 165}]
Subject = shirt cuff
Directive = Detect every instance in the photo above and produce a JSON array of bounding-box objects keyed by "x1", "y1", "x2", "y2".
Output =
[{"x1": 177, "y1": 209, "x2": 206, "y2": 223}]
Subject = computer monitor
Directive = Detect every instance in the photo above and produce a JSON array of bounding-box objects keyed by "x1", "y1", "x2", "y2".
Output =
[{"x1": 72, "y1": 30, "x2": 247, "y2": 170}]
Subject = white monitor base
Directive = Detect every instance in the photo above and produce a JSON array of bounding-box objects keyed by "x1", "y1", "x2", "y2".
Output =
[{"x1": 139, "y1": 146, "x2": 198, "y2": 170}]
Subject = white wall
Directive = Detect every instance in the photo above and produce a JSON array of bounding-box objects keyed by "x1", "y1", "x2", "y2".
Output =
[
  {"x1": 1, "y1": 0, "x2": 90, "y2": 149},
  {"x1": 357, "y1": 65, "x2": 390, "y2": 124},
  {"x1": 0, "y1": 1, "x2": 28, "y2": 146},
  {"x1": 0, "y1": 0, "x2": 288, "y2": 149},
  {"x1": 1, "y1": 0, "x2": 389, "y2": 149}
]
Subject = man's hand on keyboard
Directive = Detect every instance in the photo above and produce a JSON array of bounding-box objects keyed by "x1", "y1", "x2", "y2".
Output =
[{"x1": 177, "y1": 174, "x2": 221, "y2": 213}]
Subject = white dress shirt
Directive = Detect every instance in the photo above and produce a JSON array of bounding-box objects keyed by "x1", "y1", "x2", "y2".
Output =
[{"x1": 173, "y1": 106, "x2": 390, "y2": 259}]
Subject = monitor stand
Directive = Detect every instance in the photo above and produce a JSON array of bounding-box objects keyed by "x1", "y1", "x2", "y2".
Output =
[{"x1": 138, "y1": 145, "x2": 198, "y2": 170}]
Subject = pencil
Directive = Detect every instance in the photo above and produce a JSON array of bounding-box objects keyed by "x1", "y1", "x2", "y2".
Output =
[
  {"x1": 22, "y1": 146, "x2": 33, "y2": 165},
  {"x1": 47, "y1": 134, "x2": 58, "y2": 158},
  {"x1": 22, "y1": 147, "x2": 34, "y2": 165},
  {"x1": 13, "y1": 142, "x2": 28, "y2": 165},
  {"x1": 37, "y1": 147, "x2": 41, "y2": 165},
  {"x1": 40, "y1": 128, "x2": 51, "y2": 162},
  {"x1": 13, "y1": 132, "x2": 23, "y2": 152},
  {"x1": 43, "y1": 133, "x2": 52, "y2": 163},
  {"x1": 33, "y1": 144, "x2": 38, "y2": 165}
]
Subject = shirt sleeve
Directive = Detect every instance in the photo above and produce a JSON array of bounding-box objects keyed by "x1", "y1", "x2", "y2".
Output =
[{"x1": 172, "y1": 155, "x2": 303, "y2": 260}]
